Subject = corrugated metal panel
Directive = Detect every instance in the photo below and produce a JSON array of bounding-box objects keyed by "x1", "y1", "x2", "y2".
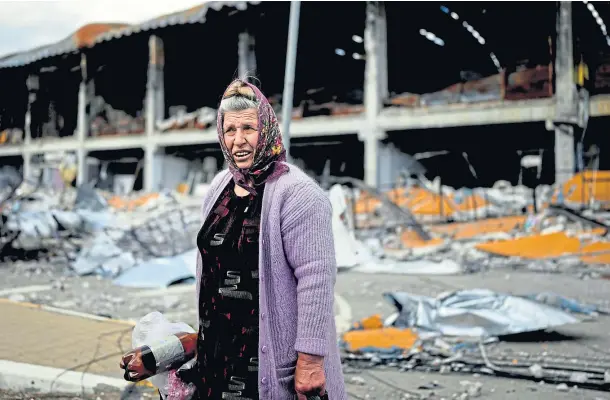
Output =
[
  {"x1": 0, "y1": 23, "x2": 128, "y2": 69},
  {"x1": 0, "y1": 1, "x2": 258, "y2": 70},
  {"x1": 92, "y1": 1, "x2": 259, "y2": 44},
  {"x1": 0, "y1": 37, "x2": 78, "y2": 69}
]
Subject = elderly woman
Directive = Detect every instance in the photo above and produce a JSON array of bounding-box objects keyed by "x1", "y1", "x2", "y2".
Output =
[{"x1": 185, "y1": 79, "x2": 346, "y2": 400}]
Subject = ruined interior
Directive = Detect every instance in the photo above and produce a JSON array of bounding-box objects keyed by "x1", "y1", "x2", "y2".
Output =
[{"x1": 88, "y1": 36, "x2": 149, "y2": 136}]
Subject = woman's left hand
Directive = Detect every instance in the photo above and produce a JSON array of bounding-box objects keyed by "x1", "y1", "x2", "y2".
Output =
[{"x1": 295, "y1": 353, "x2": 326, "y2": 399}]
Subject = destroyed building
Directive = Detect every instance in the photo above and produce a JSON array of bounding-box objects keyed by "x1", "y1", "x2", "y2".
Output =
[
  {"x1": 0, "y1": 1, "x2": 608, "y2": 193},
  {"x1": 2, "y1": 3, "x2": 610, "y2": 399}
]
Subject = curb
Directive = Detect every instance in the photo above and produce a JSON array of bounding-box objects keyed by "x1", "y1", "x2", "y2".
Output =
[
  {"x1": 0, "y1": 298, "x2": 137, "y2": 326},
  {"x1": 0, "y1": 360, "x2": 129, "y2": 395}
]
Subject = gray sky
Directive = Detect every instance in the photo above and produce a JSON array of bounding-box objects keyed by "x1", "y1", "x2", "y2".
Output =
[{"x1": 0, "y1": 0, "x2": 206, "y2": 57}]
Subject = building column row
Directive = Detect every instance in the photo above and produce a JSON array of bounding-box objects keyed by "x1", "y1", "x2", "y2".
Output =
[{"x1": 360, "y1": 1, "x2": 388, "y2": 188}]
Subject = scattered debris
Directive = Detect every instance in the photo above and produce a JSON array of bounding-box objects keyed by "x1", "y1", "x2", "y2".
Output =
[
  {"x1": 340, "y1": 286, "x2": 610, "y2": 392},
  {"x1": 2, "y1": 163, "x2": 610, "y2": 398},
  {"x1": 556, "y1": 383, "x2": 569, "y2": 392}
]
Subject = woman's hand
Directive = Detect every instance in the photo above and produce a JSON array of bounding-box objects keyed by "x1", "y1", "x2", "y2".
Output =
[
  {"x1": 295, "y1": 353, "x2": 326, "y2": 399},
  {"x1": 119, "y1": 350, "x2": 147, "y2": 382}
]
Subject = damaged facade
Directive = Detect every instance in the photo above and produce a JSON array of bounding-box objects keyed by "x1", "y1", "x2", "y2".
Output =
[
  {"x1": 0, "y1": 2, "x2": 610, "y2": 191},
  {"x1": 2, "y1": 2, "x2": 610, "y2": 399}
]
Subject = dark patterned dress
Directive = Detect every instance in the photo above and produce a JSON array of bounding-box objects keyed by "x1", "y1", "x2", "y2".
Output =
[{"x1": 194, "y1": 181, "x2": 263, "y2": 400}]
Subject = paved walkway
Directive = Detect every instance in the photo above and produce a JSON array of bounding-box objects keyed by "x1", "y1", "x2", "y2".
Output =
[
  {"x1": 0, "y1": 299, "x2": 134, "y2": 379},
  {"x1": 0, "y1": 292, "x2": 351, "y2": 380}
]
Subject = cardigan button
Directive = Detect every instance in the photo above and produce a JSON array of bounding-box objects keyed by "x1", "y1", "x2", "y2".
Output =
[{"x1": 261, "y1": 377, "x2": 268, "y2": 385}]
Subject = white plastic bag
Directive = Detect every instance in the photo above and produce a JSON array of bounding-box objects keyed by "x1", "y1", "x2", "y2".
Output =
[{"x1": 132, "y1": 311, "x2": 197, "y2": 399}]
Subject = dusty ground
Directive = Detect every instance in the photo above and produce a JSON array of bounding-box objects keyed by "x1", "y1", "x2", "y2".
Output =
[
  {"x1": 0, "y1": 384, "x2": 157, "y2": 400},
  {"x1": 1, "y1": 261, "x2": 610, "y2": 399}
]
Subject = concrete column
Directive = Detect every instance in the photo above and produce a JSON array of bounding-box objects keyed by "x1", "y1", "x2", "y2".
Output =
[
  {"x1": 22, "y1": 153, "x2": 31, "y2": 182},
  {"x1": 76, "y1": 53, "x2": 89, "y2": 187},
  {"x1": 146, "y1": 35, "x2": 165, "y2": 136},
  {"x1": 24, "y1": 74, "x2": 38, "y2": 143},
  {"x1": 76, "y1": 53, "x2": 88, "y2": 142},
  {"x1": 553, "y1": 1, "x2": 581, "y2": 185},
  {"x1": 361, "y1": 129, "x2": 385, "y2": 188},
  {"x1": 361, "y1": 1, "x2": 388, "y2": 187},
  {"x1": 238, "y1": 30, "x2": 257, "y2": 78},
  {"x1": 554, "y1": 124, "x2": 575, "y2": 184},
  {"x1": 554, "y1": 2, "x2": 578, "y2": 123},
  {"x1": 144, "y1": 36, "x2": 164, "y2": 192},
  {"x1": 377, "y1": 3, "x2": 388, "y2": 101},
  {"x1": 76, "y1": 148, "x2": 87, "y2": 186},
  {"x1": 22, "y1": 74, "x2": 38, "y2": 183},
  {"x1": 144, "y1": 143, "x2": 158, "y2": 193}
]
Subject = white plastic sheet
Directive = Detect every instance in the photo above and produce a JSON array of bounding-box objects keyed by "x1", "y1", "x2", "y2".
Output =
[
  {"x1": 354, "y1": 259, "x2": 462, "y2": 275},
  {"x1": 328, "y1": 185, "x2": 373, "y2": 268}
]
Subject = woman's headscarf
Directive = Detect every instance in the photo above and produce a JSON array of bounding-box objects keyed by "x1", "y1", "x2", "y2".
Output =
[{"x1": 217, "y1": 80, "x2": 289, "y2": 195}]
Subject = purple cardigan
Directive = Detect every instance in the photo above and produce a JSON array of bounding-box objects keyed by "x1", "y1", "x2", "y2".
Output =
[{"x1": 196, "y1": 163, "x2": 347, "y2": 400}]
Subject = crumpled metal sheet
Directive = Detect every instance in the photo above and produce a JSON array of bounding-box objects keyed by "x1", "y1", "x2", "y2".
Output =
[
  {"x1": 527, "y1": 292, "x2": 602, "y2": 316},
  {"x1": 385, "y1": 289, "x2": 580, "y2": 337},
  {"x1": 113, "y1": 248, "x2": 197, "y2": 288}
]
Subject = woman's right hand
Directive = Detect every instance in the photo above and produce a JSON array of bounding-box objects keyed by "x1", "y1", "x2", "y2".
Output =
[{"x1": 120, "y1": 349, "x2": 150, "y2": 382}]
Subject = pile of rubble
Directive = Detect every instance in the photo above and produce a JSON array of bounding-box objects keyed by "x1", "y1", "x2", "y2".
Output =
[
  {"x1": 0, "y1": 169, "x2": 201, "y2": 288},
  {"x1": 89, "y1": 95, "x2": 145, "y2": 136},
  {"x1": 3, "y1": 166, "x2": 610, "y2": 287},
  {"x1": 329, "y1": 171, "x2": 610, "y2": 279}
]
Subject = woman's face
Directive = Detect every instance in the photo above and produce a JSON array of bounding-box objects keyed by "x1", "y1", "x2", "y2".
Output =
[{"x1": 223, "y1": 108, "x2": 259, "y2": 169}]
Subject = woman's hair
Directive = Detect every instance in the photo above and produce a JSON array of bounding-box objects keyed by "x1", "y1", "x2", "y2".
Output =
[{"x1": 219, "y1": 79, "x2": 259, "y2": 115}]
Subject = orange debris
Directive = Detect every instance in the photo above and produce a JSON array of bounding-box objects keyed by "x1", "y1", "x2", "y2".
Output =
[
  {"x1": 342, "y1": 327, "x2": 419, "y2": 353},
  {"x1": 351, "y1": 314, "x2": 384, "y2": 330},
  {"x1": 430, "y1": 215, "x2": 527, "y2": 240},
  {"x1": 353, "y1": 192, "x2": 381, "y2": 215},
  {"x1": 400, "y1": 230, "x2": 445, "y2": 248},
  {"x1": 553, "y1": 171, "x2": 610, "y2": 206},
  {"x1": 475, "y1": 231, "x2": 610, "y2": 263},
  {"x1": 475, "y1": 232, "x2": 583, "y2": 258},
  {"x1": 580, "y1": 241, "x2": 610, "y2": 264},
  {"x1": 107, "y1": 193, "x2": 160, "y2": 210},
  {"x1": 356, "y1": 186, "x2": 490, "y2": 218},
  {"x1": 176, "y1": 183, "x2": 189, "y2": 194}
]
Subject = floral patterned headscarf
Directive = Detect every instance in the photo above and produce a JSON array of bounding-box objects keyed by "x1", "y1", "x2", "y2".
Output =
[{"x1": 217, "y1": 80, "x2": 289, "y2": 195}]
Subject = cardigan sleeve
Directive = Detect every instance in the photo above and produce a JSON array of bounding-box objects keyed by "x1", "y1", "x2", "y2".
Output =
[{"x1": 281, "y1": 181, "x2": 336, "y2": 357}]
